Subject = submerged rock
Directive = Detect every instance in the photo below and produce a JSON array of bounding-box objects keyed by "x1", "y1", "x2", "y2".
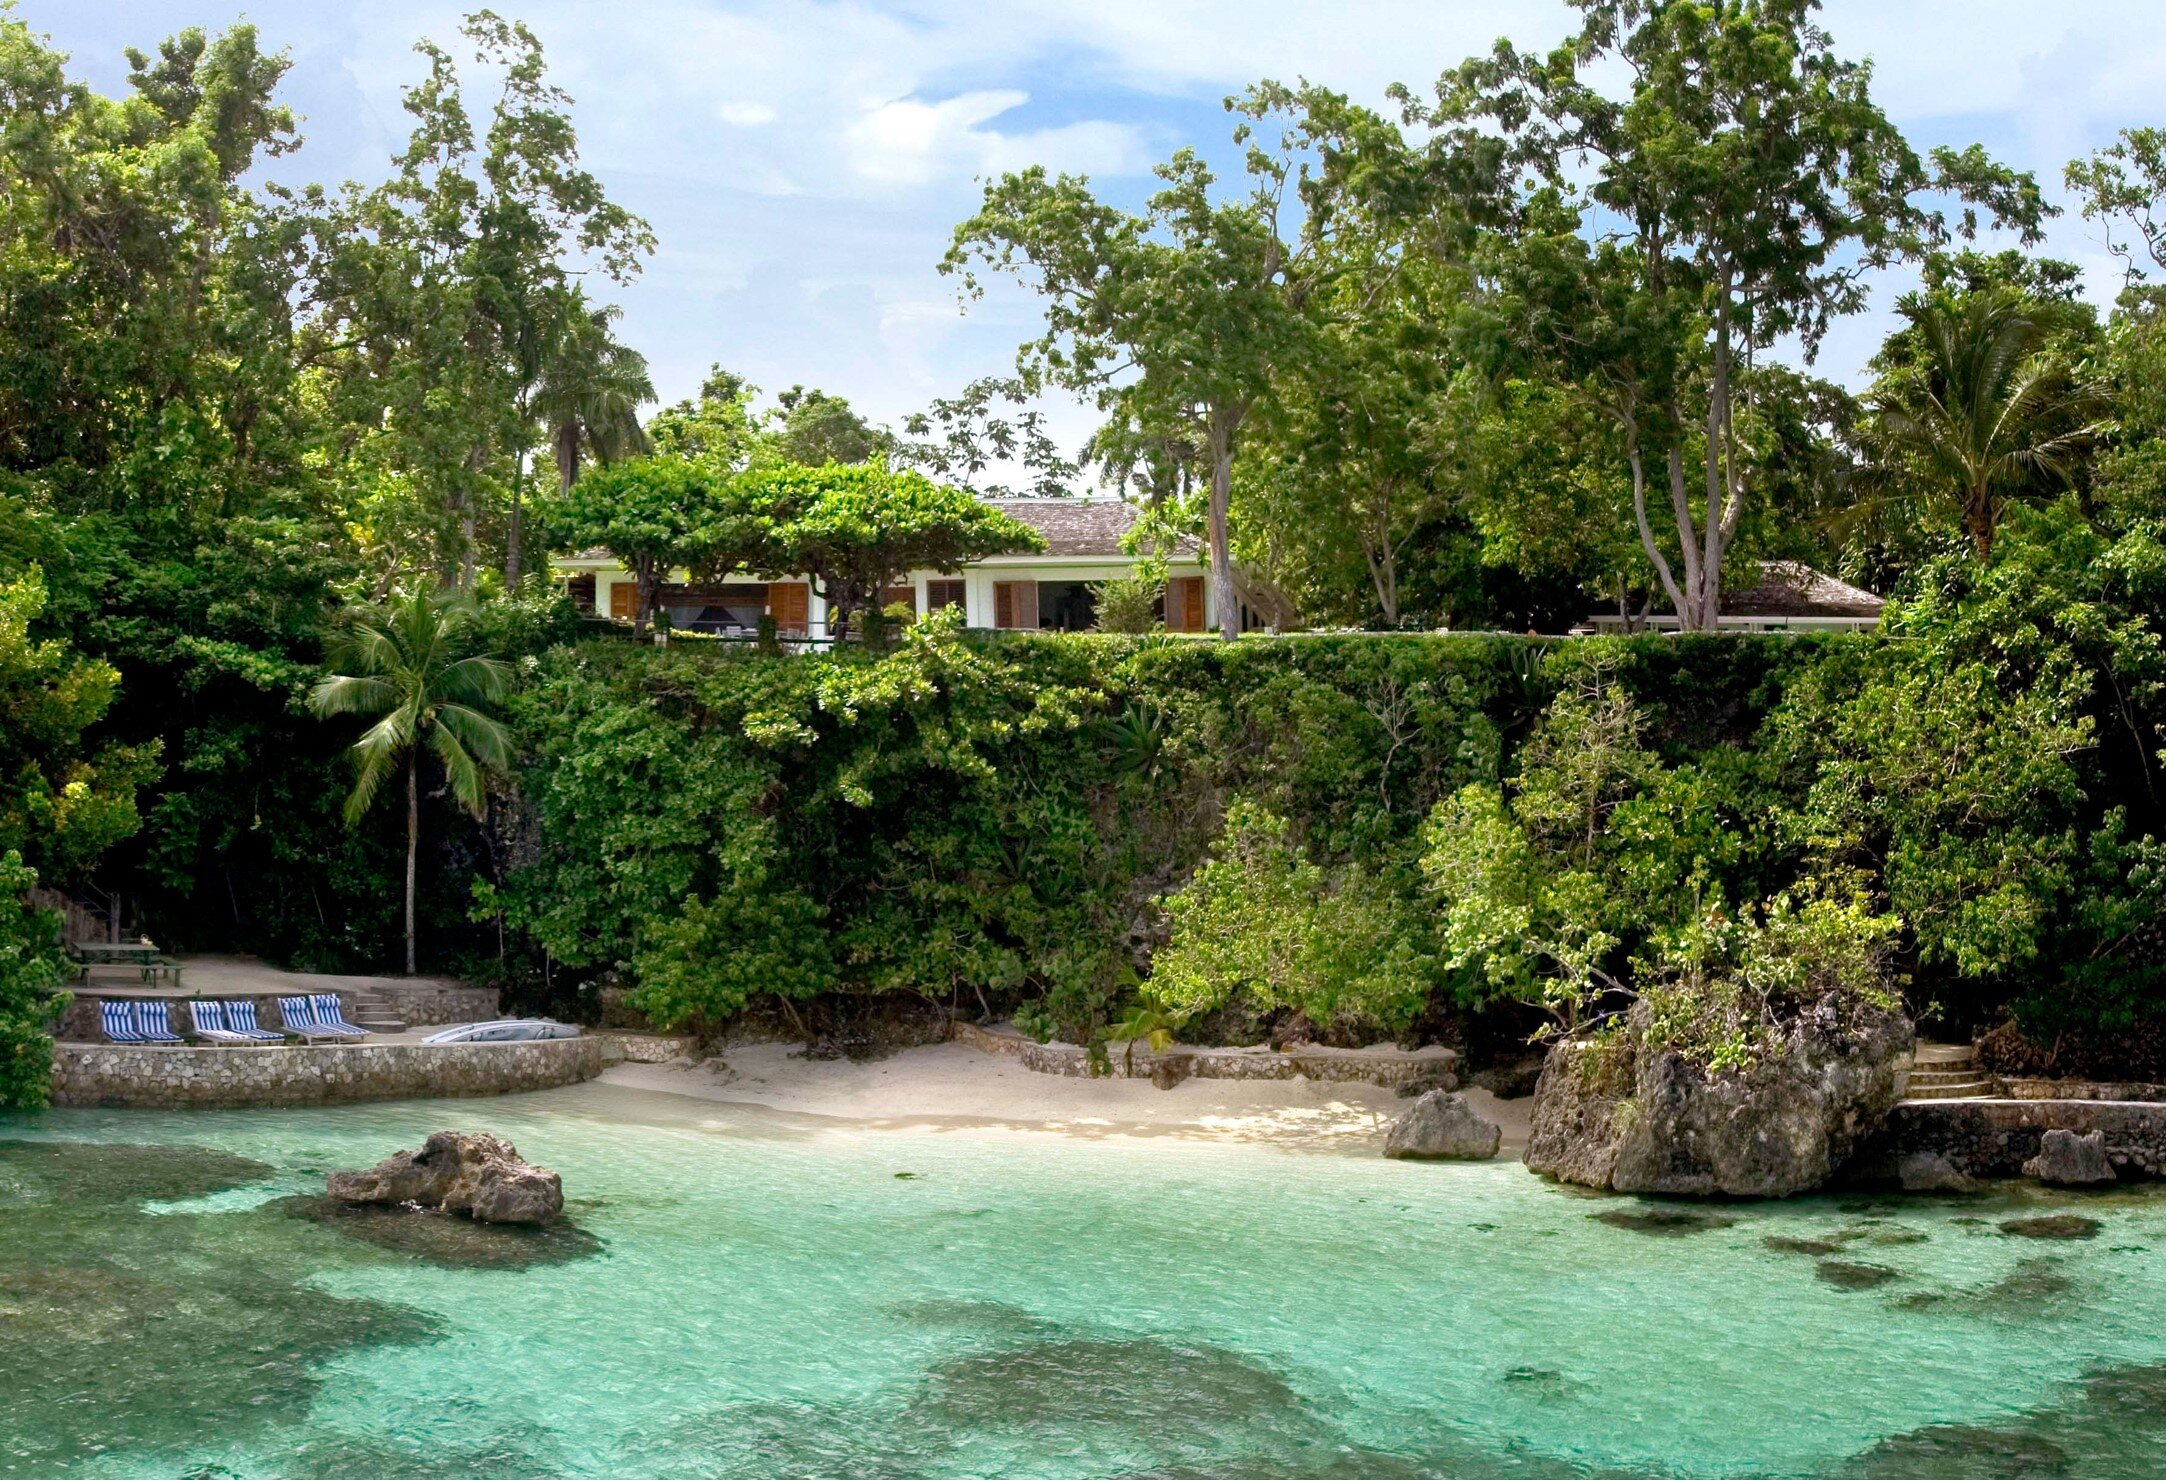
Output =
[
  {"x1": 2000, "y1": 1214, "x2": 2103, "y2": 1241},
  {"x1": 1525, "y1": 991, "x2": 1913, "y2": 1198},
  {"x1": 1382, "y1": 1090, "x2": 1501, "y2": 1161},
  {"x1": 1816, "y1": 1259, "x2": 1901, "y2": 1290},
  {"x1": 1897, "y1": 1150, "x2": 1976, "y2": 1194},
  {"x1": 2023, "y1": 1129, "x2": 2116, "y2": 1188},
  {"x1": 1592, "y1": 1207, "x2": 1736, "y2": 1237},
  {"x1": 278, "y1": 1195, "x2": 599, "y2": 1269},
  {"x1": 327, "y1": 1131, "x2": 564, "y2": 1226}
]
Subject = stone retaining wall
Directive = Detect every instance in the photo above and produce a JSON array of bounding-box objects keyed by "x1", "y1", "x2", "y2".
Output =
[
  {"x1": 51, "y1": 1037, "x2": 607, "y2": 1109},
  {"x1": 952, "y1": 1020, "x2": 1457, "y2": 1088},
  {"x1": 590, "y1": 1030, "x2": 697, "y2": 1064},
  {"x1": 2003, "y1": 1078, "x2": 2166, "y2": 1103},
  {"x1": 373, "y1": 983, "x2": 501, "y2": 1026},
  {"x1": 1870, "y1": 1098, "x2": 2166, "y2": 1179}
]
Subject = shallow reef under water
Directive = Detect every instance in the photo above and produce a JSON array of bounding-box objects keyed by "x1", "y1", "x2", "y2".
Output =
[{"x1": 7, "y1": 1081, "x2": 2166, "y2": 1478}]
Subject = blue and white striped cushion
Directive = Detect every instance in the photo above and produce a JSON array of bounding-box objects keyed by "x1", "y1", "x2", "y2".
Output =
[
  {"x1": 100, "y1": 1000, "x2": 143, "y2": 1043},
  {"x1": 310, "y1": 994, "x2": 365, "y2": 1033},
  {"x1": 133, "y1": 1001, "x2": 183, "y2": 1043},
  {"x1": 225, "y1": 1000, "x2": 282, "y2": 1040}
]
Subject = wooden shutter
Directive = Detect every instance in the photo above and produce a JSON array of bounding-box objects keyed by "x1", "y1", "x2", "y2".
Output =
[
  {"x1": 880, "y1": 584, "x2": 918, "y2": 618},
  {"x1": 926, "y1": 579, "x2": 966, "y2": 612},
  {"x1": 608, "y1": 580, "x2": 636, "y2": 621},
  {"x1": 995, "y1": 580, "x2": 1038, "y2": 630},
  {"x1": 767, "y1": 582, "x2": 809, "y2": 635},
  {"x1": 1166, "y1": 576, "x2": 1204, "y2": 632}
]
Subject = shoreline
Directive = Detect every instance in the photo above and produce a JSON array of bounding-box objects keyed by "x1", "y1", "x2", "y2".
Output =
[{"x1": 596, "y1": 1040, "x2": 1535, "y2": 1156}]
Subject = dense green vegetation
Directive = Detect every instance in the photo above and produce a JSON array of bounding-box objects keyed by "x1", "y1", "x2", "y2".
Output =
[{"x1": 4, "y1": 1, "x2": 2166, "y2": 1100}]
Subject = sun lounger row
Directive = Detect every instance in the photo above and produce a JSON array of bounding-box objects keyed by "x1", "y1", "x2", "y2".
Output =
[{"x1": 96, "y1": 995, "x2": 370, "y2": 1046}]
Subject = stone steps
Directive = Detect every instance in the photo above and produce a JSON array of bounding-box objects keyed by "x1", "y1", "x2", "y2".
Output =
[
  {"x1": 343, "y1": 988, "x2": 403, "y2": 1034},
  {"x1": 1903, "y1": 1079, "x2": 1999, "y2": 1100},
  {"x1": 1904, "y1": 1041, "x2": 1998, "y2": 1101}
]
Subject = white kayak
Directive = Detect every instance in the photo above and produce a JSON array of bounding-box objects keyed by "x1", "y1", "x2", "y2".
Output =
[{"x1": 421, "y1": 1019, "x2": 583, "y2": 1044}]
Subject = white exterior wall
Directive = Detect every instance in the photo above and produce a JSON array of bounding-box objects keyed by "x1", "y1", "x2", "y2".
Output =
[{"x1": 574, "y1": 555, "x2": 1212, "y2": 633}]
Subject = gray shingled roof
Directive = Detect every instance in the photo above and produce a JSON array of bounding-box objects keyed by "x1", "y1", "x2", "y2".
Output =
[
  {"x1": 1722, "y1": 561, "x2": 1885, "y2": 618},
  {"x1": 986, "y1": 498, "x2": 1194, "y2": 557}
]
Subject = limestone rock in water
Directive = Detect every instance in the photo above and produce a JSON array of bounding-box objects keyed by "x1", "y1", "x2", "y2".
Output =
[
  {"x1": 327, "y1": 1131, "x2": 564, "y2": 1226},
  {"x1": 1525, "y1": 991, "x2": 1913, "y2": 1199},
  {"x1": 1898, "y1": 1150, "x2": 1976, "y2": 1193},
  {"x1": 2023, "y1": 1128, "x2": 2115, "y2": 1188},
  {"x1": 1383, "y1": 1090, "x2": 1501, "y2": 1161}
]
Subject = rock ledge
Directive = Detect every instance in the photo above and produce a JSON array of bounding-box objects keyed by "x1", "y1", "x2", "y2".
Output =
[{"x1": 328, "y1": 1130, "x2": 564, "y2": 1226}]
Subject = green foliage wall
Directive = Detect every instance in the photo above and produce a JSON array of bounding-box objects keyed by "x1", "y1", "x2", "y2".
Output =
[
  {"x1": 496, "y1": 624, "x2": 1775, "y2": 1041},
  {"x1": 494, "y1": 570, "x2": 2164, "y2": 1053}
]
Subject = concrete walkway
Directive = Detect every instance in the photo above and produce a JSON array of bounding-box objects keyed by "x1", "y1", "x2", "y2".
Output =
[{"x1": 73, "y1": 953, "x2": 471, "y2": 999}]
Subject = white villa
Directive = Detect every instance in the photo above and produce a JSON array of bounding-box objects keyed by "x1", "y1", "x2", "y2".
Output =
[{"x1": 553, "y1": 498, "x2": 1220, "y2": 637}]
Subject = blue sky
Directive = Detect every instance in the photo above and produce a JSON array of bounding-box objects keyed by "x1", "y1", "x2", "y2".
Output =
[{"x1": 34, "y1": 2, "x2": 2166, "y2": 467}]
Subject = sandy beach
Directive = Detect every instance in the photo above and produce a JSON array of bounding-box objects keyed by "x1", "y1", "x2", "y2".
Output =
[{"x1": 599, "y1": 1040, "x2": 1534, "y2": 1156}]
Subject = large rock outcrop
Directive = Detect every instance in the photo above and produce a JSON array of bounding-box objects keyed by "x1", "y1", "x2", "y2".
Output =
[
  {"x1": 2023, "y1": 1128, "x2": 2115, "y2": 1187},
  {"x1": 327, "y1": 1131, "x2": 564, "y2": 1226},
  {"x1": 1525, "y1": 992, "x2": 1913, "y2": 1198},
  {"x1": 1383, "y1": 1090, "x2": 1501, "y2": 1161}
]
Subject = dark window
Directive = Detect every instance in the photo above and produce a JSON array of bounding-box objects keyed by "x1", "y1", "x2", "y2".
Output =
[{"x1": 1035, "y1": 581, "x2": 1098, "y2": 631}]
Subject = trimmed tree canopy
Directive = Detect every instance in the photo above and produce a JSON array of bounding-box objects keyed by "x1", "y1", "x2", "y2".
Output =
[
  {"x1": 750, "y1": 461, "x2": 1045, "y2": 637},
  {"x1": 552, "y1": 455, "x2": 774, "y2": 630}
]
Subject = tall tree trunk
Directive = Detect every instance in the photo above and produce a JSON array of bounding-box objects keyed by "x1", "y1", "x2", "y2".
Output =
[
  {"x1": 1360, "y1": 487, "x2": 1398, "y2": 627},
  {"x1": 1206, "y1": 413, "x2": 1238, "y2": 642},
  {"x1": 505, "y1": 454, "x2": 526, "y2": 591},
  {"x1": 1970, "y1": 488, "x2": 1995, "y2": 560},
  {"x1": 405, "y1": 755, "x2": 418, "y2": 977},
  {"x1": 1629, "y1": 444, "x2": 1688, "y2": 622},
  {"x1": 556, "y1": 420, "x2": 581, "y2": 493},
  {"x1": 634, "y1": 556, "x2": 657, "y2": 637}
]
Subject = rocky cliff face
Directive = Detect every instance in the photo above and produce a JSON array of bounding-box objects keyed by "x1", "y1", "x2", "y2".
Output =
[{"x1": 1526, "y1": 992, "x2": 1913, "y2": 1198}]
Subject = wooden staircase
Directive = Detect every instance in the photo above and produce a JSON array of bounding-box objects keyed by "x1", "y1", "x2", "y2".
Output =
[
  {"x1": 346, "y1": 986, "x2": 408, "y2": 1035},
  {"x1": 1905, "y1": 1042, "x2": 1998, "y2": 1101}
]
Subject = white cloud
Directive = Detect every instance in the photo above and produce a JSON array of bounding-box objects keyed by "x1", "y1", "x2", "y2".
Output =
[
  {"x1": 715, "y1": 100, "x2": 779, "y2": 127},
  {"x1": 30, "y1": 0, "x2": 2166, "y2": 442},
  {"x1": 846, "y1": 89, "x2": 1146, "y2": 185}
]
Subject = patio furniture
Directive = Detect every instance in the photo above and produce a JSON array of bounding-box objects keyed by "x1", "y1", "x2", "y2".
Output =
[
  {"x1": 307, "y1": 994, "x2": 370, "y2": 1036},
  {"x1": 99, "y1": 1000, "x2": 146, "y2": 1044},
  {"x1": 69, "y1": 941, "x2": 182, "y2": 989},
  {"x1": 220, "y1": 1000, "x2": 286, "y2": 1042},
  {"x1": 186, "y1": 1000, "x2": 256, "y2": 1045},
  {"x1": 279, "y1": 996, "x2": 364, "y2": 1040},
  {"x1": 131, "y1": 1001, "x2": 185, "y2": 1046}
]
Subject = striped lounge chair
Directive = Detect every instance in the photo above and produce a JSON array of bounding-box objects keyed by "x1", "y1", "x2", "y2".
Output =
[
  {"x1": 279, "y1": 996, "x2": 364, "y2": 1040},
  {"x1": 221, "y1": 1000, "x2": 286, "y2": 1042},
  {"x1": 187, "y1": 1000, "x2": 256, "y2": 1045},
  {"x1": 307, "y1": 994, "x2": 369, "y2": 1036},
  {"x1": 132, "y1": 1001, "x2": 185, "y2": 1046},
  {"x1": 100, "y1": 1000, "x2": 146, "y2": 1044}
]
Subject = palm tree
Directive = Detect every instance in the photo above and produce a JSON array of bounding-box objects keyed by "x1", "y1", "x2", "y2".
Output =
[
  {"x1": 1110, "y1": 993, "x2": 1185, "y2": 1078},
  {"x1": 1865, "y1": 290, "x2": 2106, "y2": 560},
  {"x1": 309, "y1": 587, "x2": 514, "y2": 975},
  {"x1": 510, "y1": 293, "x2": 655, "y2": 586}
]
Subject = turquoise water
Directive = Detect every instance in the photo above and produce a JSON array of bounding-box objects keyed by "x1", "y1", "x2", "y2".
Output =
[{"x1": 7, "y1": 1082, "x2": 2166, "y2": 1478}]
